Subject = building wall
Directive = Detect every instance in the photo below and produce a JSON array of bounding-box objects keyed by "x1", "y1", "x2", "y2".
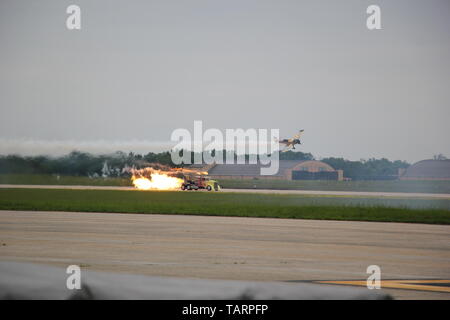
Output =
[
  {"x1": 400, "y1": 177, "x2": 450, "y2": 181},
  {"x1": 337, "y1": 169, "x2": 344, "y2": 181}
]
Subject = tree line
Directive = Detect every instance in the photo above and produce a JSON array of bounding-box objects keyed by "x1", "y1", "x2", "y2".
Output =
[{"x1": 0, "y1": 150, "x2": 409, "y2": 180}]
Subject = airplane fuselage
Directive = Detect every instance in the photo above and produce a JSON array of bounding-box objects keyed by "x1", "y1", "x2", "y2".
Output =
[{"x1": 280, "y1": 139, "x2": 301, "y2": 145}]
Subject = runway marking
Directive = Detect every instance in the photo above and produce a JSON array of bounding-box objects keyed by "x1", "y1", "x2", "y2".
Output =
[{"x1": 315, "y1": 279, "x2": 450, "y2": 293}]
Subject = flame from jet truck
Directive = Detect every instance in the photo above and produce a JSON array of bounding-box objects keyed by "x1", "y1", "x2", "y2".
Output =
[{"x1": 130, "y1": 167, "x2": 208, "y2": 190}]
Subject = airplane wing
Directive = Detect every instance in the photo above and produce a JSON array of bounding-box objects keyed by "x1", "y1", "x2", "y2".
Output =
[{"x1": 292, "y1": 130, "x2": 304, "y2": 140}]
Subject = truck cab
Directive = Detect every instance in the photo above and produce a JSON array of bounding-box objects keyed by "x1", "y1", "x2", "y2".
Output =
[{"x1": 181, "y1": 175, "x2": 220, "y2": 191}]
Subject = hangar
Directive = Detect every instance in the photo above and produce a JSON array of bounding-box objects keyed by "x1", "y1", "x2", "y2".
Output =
[
  {"x1": 199, "y1": 160, "x2": 343, "y2": 181},
  {"x1": 399, "y1": 159, "x2": 450, "y2": 180}
]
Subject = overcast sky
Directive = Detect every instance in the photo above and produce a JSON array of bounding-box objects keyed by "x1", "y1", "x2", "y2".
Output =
[{"x1": 0, "y1": 0, "x2": 449, "y2": 162}]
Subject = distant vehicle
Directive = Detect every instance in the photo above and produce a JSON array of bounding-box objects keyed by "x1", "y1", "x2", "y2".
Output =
[
  {"x1": 181, "y1": 175, "x2": 221, "y2": 191},
  {"x1": 277, "y1": 130, "x2": 304, "y2": 152}
]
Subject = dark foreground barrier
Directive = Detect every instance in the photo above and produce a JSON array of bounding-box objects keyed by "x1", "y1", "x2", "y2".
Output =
[{"x1": 0, "y1": 262, "x2": 391, "y2": 300}]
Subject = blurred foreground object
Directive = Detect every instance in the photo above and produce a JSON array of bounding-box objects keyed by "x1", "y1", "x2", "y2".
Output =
[{"x1": 0, "y1": 262, "x2": 391, "y2": 300}]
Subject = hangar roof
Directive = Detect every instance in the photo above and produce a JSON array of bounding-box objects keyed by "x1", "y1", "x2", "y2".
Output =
[{"x1": 402, "y1": 159, "x2": 450, "y2": 179}]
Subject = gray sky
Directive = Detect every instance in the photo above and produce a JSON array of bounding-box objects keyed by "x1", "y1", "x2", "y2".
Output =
[{"x1": 1, "y1": 0, "x2": 449, "y2": 162}]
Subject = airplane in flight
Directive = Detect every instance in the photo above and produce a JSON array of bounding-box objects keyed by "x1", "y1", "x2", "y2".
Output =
[{"x1": 276, "y1": 130, "x2": 304, "y2": 152}]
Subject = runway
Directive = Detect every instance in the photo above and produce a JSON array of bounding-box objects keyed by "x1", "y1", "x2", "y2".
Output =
[
  {"x1": 1, "y1": 184, "x2": 450, "y2": 199},
  {"x1": 1, "y1": 210, "x2": 449, "y2": 299}
]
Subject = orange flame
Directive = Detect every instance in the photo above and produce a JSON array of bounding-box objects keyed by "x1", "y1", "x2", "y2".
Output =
[
  {"x1": 132, "y1": 172, "x2": 183, "y2": 190},
  {"x1": 130, "y1": 167, "x2": 208, "y2": 191}
]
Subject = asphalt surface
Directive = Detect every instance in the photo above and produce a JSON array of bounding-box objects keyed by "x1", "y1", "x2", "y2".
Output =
[
  {"x1": 1, "y1": 210, "x2": 449, "y2": 300},
  {"x1": 1, "y1": 184, "x2": 450, "y2": 199}
]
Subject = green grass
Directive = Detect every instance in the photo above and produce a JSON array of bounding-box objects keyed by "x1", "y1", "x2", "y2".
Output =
[
  {"x1": 1, "y1": 174, "x2": 450, "y2": 194},
  {"x1": 220, "y1": 179, "x2": 450, "y2": 194},
  {"x1": 0, "y1": 188, "x2": 449, "y2": 224}
]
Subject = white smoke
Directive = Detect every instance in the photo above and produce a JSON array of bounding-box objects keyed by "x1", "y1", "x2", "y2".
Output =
[
  {"x1": 0, "y1": 138, "x2": 174, "y2": 156},
  {"x1": 0, "y1": 138, "x2": 275, "y2": 157}
]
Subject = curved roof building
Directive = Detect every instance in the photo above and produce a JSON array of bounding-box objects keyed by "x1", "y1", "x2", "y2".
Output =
[
  {"x1": 400, "y1": 159, "x2": 450, "y2": 180},
  {"x1": 205, "y1": 160, "x2": 342, "y2": 180}
]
